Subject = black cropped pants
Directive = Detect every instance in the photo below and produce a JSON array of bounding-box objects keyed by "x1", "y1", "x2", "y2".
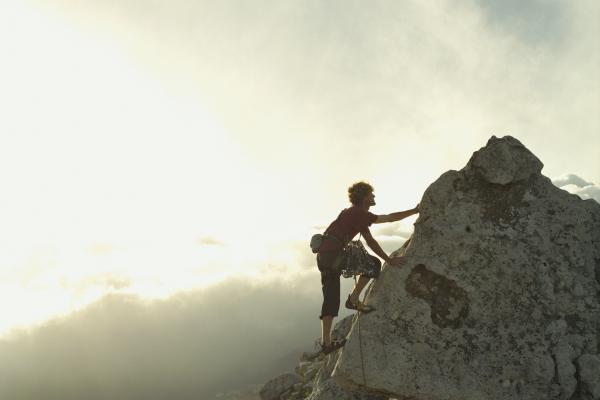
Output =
[{"x1": 316, "y1": 251, "x2": 381, "y2": 320}]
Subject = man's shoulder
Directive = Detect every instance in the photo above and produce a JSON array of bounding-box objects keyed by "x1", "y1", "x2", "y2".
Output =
[
  {"x1": 346, "y1": 205, "x2": 376, "y2": 216},
  {"x1": 342, "y1": 207, "x2": 376, "y2": 224},
  {"x1": 346, "y1": 205, "x2": 363, "y2": 213}
]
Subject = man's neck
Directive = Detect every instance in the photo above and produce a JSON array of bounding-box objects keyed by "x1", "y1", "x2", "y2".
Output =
[{"x1": 357, "y1": 204, "x2": 370, "y2": 212}]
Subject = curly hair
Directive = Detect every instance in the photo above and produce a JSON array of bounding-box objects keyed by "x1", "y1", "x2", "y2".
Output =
[{"x1": 348, "y1": 181, "x2": 374, "y2": 206}]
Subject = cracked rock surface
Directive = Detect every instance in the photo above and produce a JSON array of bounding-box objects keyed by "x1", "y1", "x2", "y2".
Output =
[
  {"x1": 260, "y1": 316, "x2": 387, "y2": 400},
  {"x1": 332, "y1": 135, "x2": 600, "y2": 400}
]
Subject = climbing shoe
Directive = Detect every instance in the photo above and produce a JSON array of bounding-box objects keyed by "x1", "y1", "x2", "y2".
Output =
[
  {"x1": 345, "y1": 295, "x2": 376, "y2": 313},
  {"x1": 320, "y1": 338, "x2": 347, "y2": 355}
]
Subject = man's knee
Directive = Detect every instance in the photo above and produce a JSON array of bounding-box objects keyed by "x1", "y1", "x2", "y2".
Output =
[
  {"x1": 321, "y1": 272, "x2": 341, "y2": 319},
  {"x1": 319, "y1": 313, "x2": 337, "y2": 320},
  {"x1": 321, "y1": 270, "x2": 341, "y2": 286}
]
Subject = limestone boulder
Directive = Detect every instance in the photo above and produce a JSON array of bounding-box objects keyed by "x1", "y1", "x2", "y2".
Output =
[{"x1": 332, "y1": 135, "x2": 600, "y2": 400}]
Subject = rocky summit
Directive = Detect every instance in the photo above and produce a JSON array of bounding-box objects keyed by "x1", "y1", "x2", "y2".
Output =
[{"x1": 262, "y1": 135, "x2": 600, "y2": 400}]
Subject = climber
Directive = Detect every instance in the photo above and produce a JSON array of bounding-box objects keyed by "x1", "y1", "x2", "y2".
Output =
[{"x1": 316, "y1": 181, "x2": 420, "y2": 355}]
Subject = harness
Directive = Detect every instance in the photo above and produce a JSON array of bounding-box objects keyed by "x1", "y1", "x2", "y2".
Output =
[{"x1": 323, "y1": 232, "x2": 346, "y2": 247}]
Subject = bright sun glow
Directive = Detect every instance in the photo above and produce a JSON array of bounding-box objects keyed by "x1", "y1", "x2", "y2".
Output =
[{"x1": 0, "y1": 2, "x2": 305, "y2": 336}]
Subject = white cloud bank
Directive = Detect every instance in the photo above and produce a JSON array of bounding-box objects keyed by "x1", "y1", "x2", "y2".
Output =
[
  {"x1": 552, "y1": 173, "x2": 600, "y2": 204},
  {"x1": 0, "y1": 274, "x2": 339, "y2": 400}
]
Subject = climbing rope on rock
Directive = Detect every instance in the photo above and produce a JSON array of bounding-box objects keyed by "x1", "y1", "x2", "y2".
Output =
[{"x1": 353, "y1": 274, "x2": 371, "y2": 388}]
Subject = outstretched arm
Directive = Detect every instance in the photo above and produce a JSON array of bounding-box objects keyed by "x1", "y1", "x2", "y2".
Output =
[
  {"x1": 361, "y1": 229, "x2": 392, "y2": 262},
  {"x1": 375, "y1": 204, "x2": 419, "y2": 223}
]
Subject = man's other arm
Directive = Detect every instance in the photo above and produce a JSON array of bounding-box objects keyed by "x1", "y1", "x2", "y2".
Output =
[
  {"x1": 375, "y1": 205, "x2": 419, "y2": 223},
  {"x1": 361, "y1": 229, "x2": 392, "y2": 263}
]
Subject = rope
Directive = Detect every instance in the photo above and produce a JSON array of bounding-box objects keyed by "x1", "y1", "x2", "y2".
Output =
[
  {"x1": 352, "y1": 236, "x2": 411, "y2": 391},
  {"x1": 344, "y1": 233, "x2": 383, "y2": 388},
  {"x1": 354, "y1": 274, "x2": 368, "y2": 388},
  {"x1": 351, "y1": 232, "x2": 368, "y2": 388}
]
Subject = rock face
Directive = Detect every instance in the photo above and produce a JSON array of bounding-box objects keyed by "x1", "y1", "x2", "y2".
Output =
[
  {"x1": 332, "y1": 136, "x2": 600, "y2": 400},
  {"x1": 260, "y1": 316, "x2": 387, "y2": 400},
  {"x1": 260, "y1": 372, "x2": 305, "y2": 400}
]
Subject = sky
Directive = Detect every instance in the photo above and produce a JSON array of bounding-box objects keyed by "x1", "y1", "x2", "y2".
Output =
[{"x1": 0, "y1": 0, "x2": 598, "y2": 398}]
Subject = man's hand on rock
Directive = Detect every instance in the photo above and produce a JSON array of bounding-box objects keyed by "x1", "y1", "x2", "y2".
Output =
[
  {"x1": 414, "y1": 203, "x2": 420, "y2": 213},
  {"x1": 387, "y1": 256, "x2": 407, "y2": 267}
]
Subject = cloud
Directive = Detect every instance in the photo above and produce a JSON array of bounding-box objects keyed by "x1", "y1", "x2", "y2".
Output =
[
  {"x1": 198, "y1": 236, "x2": 223, "y2": 246},
  {"x1": 0, "y1": 271, "x2": 364, "y2": 400},
  {"x1": 297, "y1": 247, "x2": 319, "y2": 271},
  {"x1": 552, "y1": 173, "x2": 600, "y2": 204},
  {"x1": 42, "y1": 0, "x2": 600, "y2": 191},
  {"x1": 3, "y1": 0, "x2": 597, "y2": 249},
  {"x1": 557, "y1": 184, "x2": 600, "y2": 204},
  {"x1": 87, "y1": 243, "x2": 117, "y2": 255},
  {"x1": 552, "y1": 173, "x2": 594, "y2": 188},
  {"x1": 475, "y1": 0, "x2": 567, "y2": 45},
  {"x1": 0, "y1": 274, "x2": 312, "y2": 399},
  {"x1": 71, "y1": 274, "x2": 132, "y2": 291},
  {"x1": 376, "y1": 236, "x2": 410, "y2": 256},
  {"x1": 372, "y1": 223, "x2": 414, "y2": 238}
]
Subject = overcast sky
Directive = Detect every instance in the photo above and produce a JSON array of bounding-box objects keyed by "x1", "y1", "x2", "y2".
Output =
[{"x1": 0, "y1": 0, "x2": 598, "y2": 398}]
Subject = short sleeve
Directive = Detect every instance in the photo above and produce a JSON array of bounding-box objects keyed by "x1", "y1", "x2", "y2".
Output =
[{"x1": 366, "y1": 211, "x2": 377, "y2": 226}]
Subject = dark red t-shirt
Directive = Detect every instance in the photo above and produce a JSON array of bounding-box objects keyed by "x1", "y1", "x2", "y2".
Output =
[{"x1": 318, "y1": 206, "x2": 378, "y2": 253}]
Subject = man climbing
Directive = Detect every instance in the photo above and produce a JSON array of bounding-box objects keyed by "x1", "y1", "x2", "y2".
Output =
[{"x1": 316, "y1": 181, "x2": 419, "y2": 355}]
